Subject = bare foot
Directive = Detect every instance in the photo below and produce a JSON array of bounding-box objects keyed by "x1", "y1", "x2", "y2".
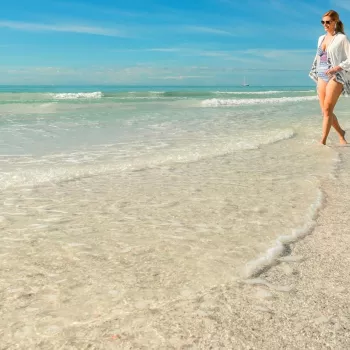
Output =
[{"x1": 340, "y1": 130, "x2": 347, "y2": 145}]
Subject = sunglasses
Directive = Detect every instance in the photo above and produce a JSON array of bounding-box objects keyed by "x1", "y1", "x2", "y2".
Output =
[{"x1": 321, "y1": 20, "x2": 333, "y2": 25}]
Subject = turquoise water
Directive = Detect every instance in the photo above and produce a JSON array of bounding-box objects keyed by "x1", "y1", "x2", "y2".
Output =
[
  {"x1": 1, "y1": 84, "x2": 349, "y2": 345},
  {"x1": 0, "y1": 84, "x2": 316, "y2": 103},
  {"x1": 0, "y1": 84, "x2": 317, "y2": 157}
]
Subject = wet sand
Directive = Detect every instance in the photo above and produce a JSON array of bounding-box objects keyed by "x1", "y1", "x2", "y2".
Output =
[
  {"x1": 104, "y1": 146, "x2": 349, "y2": 349},
  {"x1": 1, "y1": 147, "x2": 349, "y2": 350},
  {"x1": 107, "y1": 146, "x2": 350, "y2": 350}
]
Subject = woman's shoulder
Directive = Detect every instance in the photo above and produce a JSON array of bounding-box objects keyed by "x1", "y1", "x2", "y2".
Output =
[
  {"x1": 336, "y1": 33, "x2": 348, "y2": 41},
  {"x1": 333, "y1": 33, "x2": 350, "y2": 45},
  {"x1": 318, "y1": 34, "x2": 325, "y2": 40}
]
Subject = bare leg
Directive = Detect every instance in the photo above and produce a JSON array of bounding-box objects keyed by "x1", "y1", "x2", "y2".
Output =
[
  {"x1": 332, "y1": 113, "x2": 347, "y2": 143},
  {"x1": 319, "y1": 79, "x2": 345, "y2": 145},
  {"x1": 317, "y1": 79, "x2": 347, "y2": 144}
]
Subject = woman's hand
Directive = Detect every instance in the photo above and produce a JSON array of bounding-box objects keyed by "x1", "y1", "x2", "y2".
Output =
[{"x1": 326, "y1": 66, "x2": 343, "y2": 76}]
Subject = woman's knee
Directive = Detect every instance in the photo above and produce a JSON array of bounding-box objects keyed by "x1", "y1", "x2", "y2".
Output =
[{"x1": 323, "y1": 104, "x2": 334, "y2": 117}]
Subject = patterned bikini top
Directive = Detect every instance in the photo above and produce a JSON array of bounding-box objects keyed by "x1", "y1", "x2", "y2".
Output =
[
  {"x1": 317, "y1": 46, "x2": 326, "y2": 56},
  {"x1": 317, "y1": 42, "x2": 328, "y2": 63}
]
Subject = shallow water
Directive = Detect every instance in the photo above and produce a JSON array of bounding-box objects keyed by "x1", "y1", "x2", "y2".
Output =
[{"x1": 1, "y1": 85, "x2": 349, "y2": 347}]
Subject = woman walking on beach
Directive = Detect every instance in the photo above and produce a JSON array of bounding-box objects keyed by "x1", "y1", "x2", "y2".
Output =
[{"x1": 309, "y1": 10, "x2": 350, "y2": 145}]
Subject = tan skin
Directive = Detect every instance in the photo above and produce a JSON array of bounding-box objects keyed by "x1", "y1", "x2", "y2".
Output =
[{"x1": 317, "y1": 15, "x2": 347, "y2": 145}]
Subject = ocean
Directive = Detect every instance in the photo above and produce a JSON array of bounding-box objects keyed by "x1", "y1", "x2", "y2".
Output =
[{"x1": 1, "y1": 84, "x2": 349, "y2": 346}]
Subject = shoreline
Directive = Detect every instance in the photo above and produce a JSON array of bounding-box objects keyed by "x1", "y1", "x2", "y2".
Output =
[
  {"x1": 1, "y1": 97, "x2": 350, "y2": 348},
  {"x1": 237, "y1": 146, "x2": 350, "y2": 349}
]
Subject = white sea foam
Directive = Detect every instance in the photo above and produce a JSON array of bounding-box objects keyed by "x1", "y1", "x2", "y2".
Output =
[
  {"x1": 49, "y1": 92, "x2": 103, "y2": 100},
  {"x1": 213, "y1": 90, "x2": 314, "y2": 95},
  {"x1": 0, "y1": 128, "x2": 296, "y2": 190},
  {"x1": 202, "y1": 96, "x2": 317, "y2": 107},
  {"x1": 234, "y1": 129, "x2": 295, "y2": 150},
  {"x1": 329, "y1": 152, "x2": 342, "y2": 180},
  {"x1": 0, "y1": 103, "x2": 58, "y2": 114},
  {"x1": 242, "y1": 188, "x2": 324, "y2": 279}
]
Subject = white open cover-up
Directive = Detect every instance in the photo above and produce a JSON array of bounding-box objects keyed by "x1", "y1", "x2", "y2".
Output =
[{"x1": 309, "y1": 33, "x2": 350, "y2": 96}]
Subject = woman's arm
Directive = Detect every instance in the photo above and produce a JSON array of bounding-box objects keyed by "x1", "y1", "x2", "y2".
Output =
[
  {"x1": 326, "y1": 36, "x2": 350, "y2": 75},
  {"x1": 338, "y1": 36, "x2": 350, "y2": 71}
]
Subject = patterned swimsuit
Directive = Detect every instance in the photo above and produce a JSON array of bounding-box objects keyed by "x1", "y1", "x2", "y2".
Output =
[
  {"x1": 317, "y1": 37, "x2": 346, "y2": 85},
  {"x1": 317, "y1": 44, "x2": 331, "y2": 82},
  {"x1": 309, "y1": 34, "x2": 349, "y2": 95}
]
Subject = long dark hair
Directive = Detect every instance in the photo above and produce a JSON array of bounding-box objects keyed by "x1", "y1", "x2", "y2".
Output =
[{"x1": 323, "y1": 10, "x2": 345, "y2": 34}]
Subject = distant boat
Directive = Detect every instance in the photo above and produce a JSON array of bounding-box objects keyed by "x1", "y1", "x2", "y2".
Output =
[{"x1": 242, "y1": 76, "x2": 249, "y2": 86}]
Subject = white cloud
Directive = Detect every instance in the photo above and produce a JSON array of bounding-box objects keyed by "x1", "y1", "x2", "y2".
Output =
[
  {"x1": 267, "y1": 0, "x2": 323, "y2": 18},
  {"x1": 57, "y1": 1, "x2": 145, "y2": 17},
  {"x1": 0, "y1": 65, "x2": 213, "y2": 84},
  {"x1": 112, "y1": 48, "x2": 182, "y2": 53},
  {"x1": 112, "y1": 47, "x2": 231, "y2": 56},
  {"x1": 148, "y1": 48, "x2": 182, "y2": 52},
  {"x1": 112, "y1": 47, "x2": 315, "y2": 64},
  {"x1": 196, "y1": 50, "x2": 229, "y2": 57},
  {"x1": 181, "y1": 25, "x2": 235, "y2": 36},
  {"x1": 0, "y1": 45, "x2": 316, "y2": 84},
  {"x1": 155, "y1": 75, "x2": 214, "y2": 80},
  {"x1": 0, "y1": 64, "x2": 313, "y2": 86},
  {"x1": 236, "y1": 48, "x2": 315, "y2": 57},
  {"x1": 332, "y1": 0, "x2": 350, "y2": 11},
  {"x1": 0, "y1": 20, "x2": 126, "y2": 37}
]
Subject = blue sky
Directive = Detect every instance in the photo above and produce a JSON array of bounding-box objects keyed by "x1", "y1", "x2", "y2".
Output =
[{"x1": 1, "y1": 0, "x2": 350, "y2": 85}]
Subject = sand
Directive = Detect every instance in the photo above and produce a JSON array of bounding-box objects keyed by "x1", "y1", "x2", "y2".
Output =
[
  {"x1": 1, "y1": 146, "x2": 350, "y2": 349},
  {"x1": 101, "y1": 145, "x2": 349, "y2": 349}
]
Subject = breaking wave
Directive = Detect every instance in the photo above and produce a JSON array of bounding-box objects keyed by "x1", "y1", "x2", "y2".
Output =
[
  {"x1": 49, "y1": 92, "x2": 103, "y2": 100},
  {"x1": 213, "y1": 90, "x2": 314, "y2": 95},
  {"x1": 202, "y1": 96, "x2": 317, "y2": 107}
]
